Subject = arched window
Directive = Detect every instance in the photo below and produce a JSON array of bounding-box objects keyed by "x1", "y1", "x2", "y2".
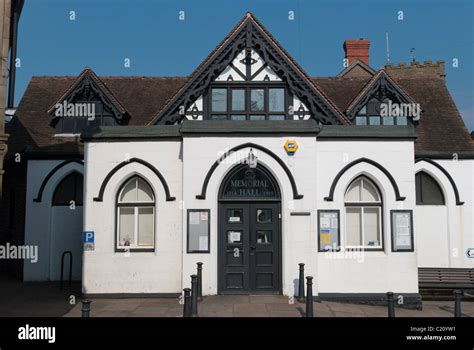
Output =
[
  {"x1": 116, "y1": 176, "x2": 155, "y2": 251},
  {"x1": 52, "y1": 172, "x2": 83, "y2": 206},
  {"x1": 415, "y1": 172, "x2": 445, "y2": 205},
  {"x1": 345, "y1": 176, "x2": 383, "y2": 249}
]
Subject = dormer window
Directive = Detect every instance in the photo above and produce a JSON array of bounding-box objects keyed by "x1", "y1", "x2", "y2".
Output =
[
  {"x1": 49, "y1": 68, "x2": 129, "y2": 136},
  {"x1": 355, "y1": 99, "x2": 408, "y2": 126},
  {"x1": 209, "y1": 86, "x2": 287, "y2": 120}
]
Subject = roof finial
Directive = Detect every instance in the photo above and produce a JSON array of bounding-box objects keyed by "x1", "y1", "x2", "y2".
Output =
[{"x1": 246, "y1": 11, "x2": 253, "y2": 18}]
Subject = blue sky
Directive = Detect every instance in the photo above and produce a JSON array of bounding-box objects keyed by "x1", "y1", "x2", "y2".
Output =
[{"x1": 14, "y1": 0, "x2": 474, "y2": 131}]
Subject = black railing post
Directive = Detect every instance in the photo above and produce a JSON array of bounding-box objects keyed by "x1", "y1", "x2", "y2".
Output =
[
  {"x1": 305, "y1": 276, "x2": 313, "y2": 318},
  {"x1": 387, "y1": 292, "x2": 395, "y2": 318},
  {"x1": 454, "y1": 290, "x2": 462, "y2": 318},
  {"x1": 298, "y1": 263, "x2": 305, "y2": 302},
  {"x1": 60, "y1": 251, "x2": 73, "y2": 290},
  {"x1": 81, "y1": 300, "x2": 91, "y2": 318},
  {"x1": 197, "y1": 262, "x2": 203, "y2": 301},
  {"x1": 190, "y1": 274, "x2": 198, "y2": 317},
  {"x1": 183, "y1": 288, "x2": 192, "y2": 317}
]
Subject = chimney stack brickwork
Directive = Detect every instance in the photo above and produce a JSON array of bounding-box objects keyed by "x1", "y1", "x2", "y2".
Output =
[
  {"x1": 385, "y1": 60, "x2": 446, "y2": 80},
  {"x1": 343, "y1": 39, "x2": 370, "y2": 65},
  {"x1": 0, "y1": 0, "x2": 12, "y2": 197}
]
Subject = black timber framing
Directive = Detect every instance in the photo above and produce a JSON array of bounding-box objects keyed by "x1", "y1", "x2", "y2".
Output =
[{"x1": 152, "y1": 13, "x2": 345, "y2": 126}]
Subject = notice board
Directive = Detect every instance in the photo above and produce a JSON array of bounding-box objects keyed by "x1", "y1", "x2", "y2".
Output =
[{"x1": 187, "y1": 209, "x2": 210, "y2": 253}]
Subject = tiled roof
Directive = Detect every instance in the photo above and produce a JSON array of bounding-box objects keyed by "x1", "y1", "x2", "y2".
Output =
[{"x1": 6, "y1": 73, "x2": 473, "y2": 159}]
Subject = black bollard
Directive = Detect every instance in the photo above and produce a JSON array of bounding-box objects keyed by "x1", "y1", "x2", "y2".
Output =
[
  {"x1": 183, "y1": 288, "x2": 192, "y2": 317},
  {"x1": 387, "y1": 292, "x2": 395, "y2": 318},
  {"x1": 190, "y1": 274, "x2": 198, "y2": 317},
  {"x1": 197, "y1": 262, "x2": 203, "y2": 301},
  {"x1": 305, "y1": 276, "x2": 314, "y2": 318},
  {"x1": 81, "y1": 299, "x2": 91, "y2": 318},
  {"x1": 298, "y1": 263, "x2": 305, "y2": 303},
  {"x1": 454, "y1": 290, "x2": 462, "y2": 318}
]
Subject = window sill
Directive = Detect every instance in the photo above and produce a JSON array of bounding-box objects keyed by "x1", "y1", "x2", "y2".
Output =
[{"x1": 115, "y1": 248, "x2": 155, "y2": 253}]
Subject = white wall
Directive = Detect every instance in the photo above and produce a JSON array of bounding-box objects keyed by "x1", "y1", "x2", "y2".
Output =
[
  {"x1": 415, "y1": 159, "x2": 474, "y2": 268},
  {"x1": 82, "y1": 141, "x2": 183, "y2": 294},
  {"x1": 23, "y1": 160, "x2": 84, "y2": 281},
  {"x1": 315, "y1": 140, "x2": 419, "y2": 294}
]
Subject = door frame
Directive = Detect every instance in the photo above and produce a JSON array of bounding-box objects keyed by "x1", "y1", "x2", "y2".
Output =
[{"x1": 217, "y1": 199, "x2": 282, "y2": 295}]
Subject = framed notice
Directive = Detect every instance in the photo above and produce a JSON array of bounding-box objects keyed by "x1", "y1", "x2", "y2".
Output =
[
  {"x1": 318, "y1": 210, "x2": 340, "y2": 252},
  {"x1": 187, "y1": 209, "x2": 210, "y2": 253},
  {"x1": 391, "y1": 210, "x2": 414, "y2": 252}
]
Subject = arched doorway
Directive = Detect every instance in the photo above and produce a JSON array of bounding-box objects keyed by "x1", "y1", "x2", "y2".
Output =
[
  {"x1": 50, "y1": 172, "x2": 83, "y2": 280},
  {"x1": 218, "y1": 163, "x2": 281, "y2": 294}
]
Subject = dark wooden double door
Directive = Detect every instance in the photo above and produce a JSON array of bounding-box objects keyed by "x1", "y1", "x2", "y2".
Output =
[{"x1": 218, "y1": 202, "x2": 281, "y2": 293}]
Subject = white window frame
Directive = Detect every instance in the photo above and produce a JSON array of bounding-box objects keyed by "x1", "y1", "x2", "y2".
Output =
[
  {"x1": 116, "y1": 177, "x2": 155, "y2": 252},
  {"x1": 344, "y1": 177, "x2": 383, "y2": 251}
]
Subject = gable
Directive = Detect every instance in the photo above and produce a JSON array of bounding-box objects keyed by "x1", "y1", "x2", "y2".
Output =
[
  {"x1": 346, "y1": 70, "x2": 417, "y2": 122},
  {"x1": 152, "y1": 13, "x2": 347, "y2": 125},
  {"x1": 337, "y1": 60, "x2": 376, "y2": 79},
  {"x1": 48, "y1": 68, "x2": 130, "y2": 133}
]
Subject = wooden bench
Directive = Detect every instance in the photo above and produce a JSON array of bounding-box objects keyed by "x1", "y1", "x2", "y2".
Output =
[{"x1": 418, "y1": 268, "x2": 474, "y2": 297}]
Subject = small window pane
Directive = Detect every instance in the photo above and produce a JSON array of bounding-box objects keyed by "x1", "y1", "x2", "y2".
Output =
[
  {"x1": 269, "y1": 88, "x2": 284, "y2": 112},
  {"x1": 356, "y1": 116, "x2": 367, "y2": 125},
  {"x1": 416, "y1": 172, "x2": 445, "y2": 205},
  {"x1": 231, "y1": 89, "x2": 245, "y2": 111},
  {"x1": 231, "y1": 115, "x2": 246, "y2": 121},
  {"x1": 269, "y1": 115, "x2": 285, "y2": 120},
  {"x1": 212, "y1": 88, "x2": 227, "y2": 112},
  {"x1": 227, "y1": 209, "x2": 243, "y2": 223},
  {"x1": 250, "y1": 89, "x2": 264, "y2": 111},
  {"x1": 228, "y1": 230, "x2": 242, "y2": 244},
  {"x1": 359, "y1": 105, "x2": 367, "y2": 114},
  {"x1": 369, "y1": 116, "x2": 381, "y2": 125},
  {"x1": 119, "y1": 207, "x2": 135, "y2": 247},
  {"x1": 382, "y1": 116, "x2": 394, "y2": 125},
  {"x1": 138, "y1": 207, "x2": 154, "y2": 246},
  {"x1": 256, "y1": 209, "x2": 272, "y2": 223},
  {"x1": 345, "y1": 179, "x2": 362, "y2": 202},
  {"x1": 257, "y1": 230, "x2": 272, "y2": 244},
  {"x1": 120, "y1": 179, "x2": 137, "y2": 202},
  {"x1": 137, "y1": 179, "x2": 154, "y2": 202},
  {"x1": 363, "y1": 208, "x2": 380, "y2": 247},
  {"x1": 396, "y1": 116, "x2": 408, "y2": 125},
  {"x1": 210, "y1": 115, "x2": 228, "y2": 120},
  {"x1": 346, "y1": 207, "x2": 362, "y2": 246},
  {"x1": 361, "y1": 179, "x2": 380, "y2": 202},
  {"x1": 250, "y1": 115, "x2": 265, "y2": 121}
]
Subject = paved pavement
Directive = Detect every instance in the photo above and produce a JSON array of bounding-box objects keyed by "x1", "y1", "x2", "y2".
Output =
[
  {"x1": 0, "y1": 276, "x2": 472, "y2": 317},
  {"x1": 63, "y1": 295, "x2": 474, "y2": 317},
  {"x1": 0, "y1": 275, "x2": 80, "y2": 317}
]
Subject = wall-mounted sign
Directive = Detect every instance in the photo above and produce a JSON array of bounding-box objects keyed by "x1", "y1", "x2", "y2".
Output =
[
  {"x1": 391, "y1": 210, "x2": 414, "y2": 252},
  {"x1": 83, "y1": 231, "x2": 95, "y2": 251},
  {"x1": 221, "y1": 165, "x2": 278, "y2": 199},
  {"x1": 284, "y1": 139, "x2": 298, "y2": 156}
]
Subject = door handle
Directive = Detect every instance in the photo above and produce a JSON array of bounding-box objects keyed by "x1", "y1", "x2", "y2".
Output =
[{"x1": 250, "y1": 246, "x2": 256, "y2": 255}]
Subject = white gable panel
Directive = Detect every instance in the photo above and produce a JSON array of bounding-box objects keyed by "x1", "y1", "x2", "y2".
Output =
[
  {"x1": 215, "y1": 65, "x2": 245, "y2": 82},
  {"x1": 185, "y1": 95, "x2": 204, "y2": 120},
  {"x1": 293, "y1": 96, "x2": 311, "y2": 120},
  {"x1": 250, "y1": 49, "x2": 264, "y2": 74},
  {"x1": 252, "y1": 65, "x2": 282, "y2": 81}
]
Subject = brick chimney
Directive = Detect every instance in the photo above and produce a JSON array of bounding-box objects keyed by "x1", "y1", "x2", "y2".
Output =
[{"x1": 343, "y1": 39, "x2": 370, "y2": 65}]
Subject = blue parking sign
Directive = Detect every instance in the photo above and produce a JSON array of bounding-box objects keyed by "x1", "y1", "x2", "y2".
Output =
[{"x1": 83, "y1": 231, "x2": 94, "y2": 243}]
